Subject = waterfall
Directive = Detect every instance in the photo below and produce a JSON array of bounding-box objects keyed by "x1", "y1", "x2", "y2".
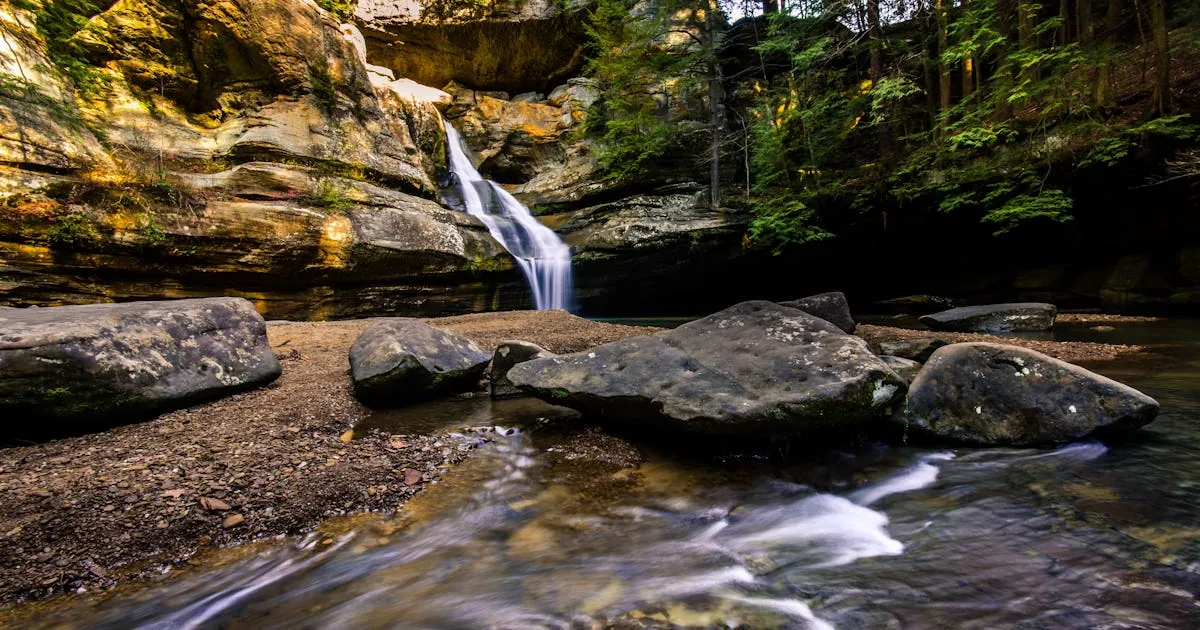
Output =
[{"x1": 442, "y1": 122, "x2": 574, "y2": 311}]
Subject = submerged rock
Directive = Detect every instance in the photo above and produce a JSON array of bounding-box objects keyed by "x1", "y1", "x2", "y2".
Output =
[
  {"x1": 490, "y1": 340, "x2": 554, "y2": 399},
  {"x1": 919, "y1": 303, "x2": 1058, "y2": 332},
  {"x1": 350, "y1": 319, "x2": 490, "y2": 405},
  {"x1": 507, "y1": 301, "x2": 906, "y2": 438},
  {"x1": 779, "y1": 291, "x2": 856, "y2": 333},
  {"x1": 878, "y1": 355, "x2": 922, "y2": 384},
  {"x1": 0, "y1": 298, "x2": 280, "y2": 439},
  {"x1": 878, "y1": 338, "x2": 948, "y2": 363},
  {"x1": 900, "y1": 342, "x2": 1158, "y2": 445}
]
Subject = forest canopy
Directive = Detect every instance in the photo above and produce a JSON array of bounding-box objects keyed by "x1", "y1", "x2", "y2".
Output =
[{"x1": 582, "y1": 0, "x2": 1200, "y2": 252}]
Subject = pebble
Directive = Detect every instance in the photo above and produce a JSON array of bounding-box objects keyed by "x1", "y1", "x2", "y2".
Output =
[
  {"x1": 199, "y1": 497, "x2": 231, "y2": 511},
  {"x1": 222, "y1": 514, "x2": 244, "y2": 528}
]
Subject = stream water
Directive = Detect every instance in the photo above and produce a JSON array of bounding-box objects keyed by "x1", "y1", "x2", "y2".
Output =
[{"x1": 23, "y1": 319, "x2": 1200, "y2": 628}]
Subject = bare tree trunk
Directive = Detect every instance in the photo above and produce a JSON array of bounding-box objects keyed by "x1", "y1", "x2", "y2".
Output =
[
  {"x1": 962, "y1": 0, "x2": 975, "y2": 98},
  {"x1": 1096, "y1": 0, "x2": 1122, "y2": 106},
  {"x1": 867, "y1": 0, "x2": 895, "y2": 164},
  {"x1": 706, "y1": 0, "x2": 721, "y2": 208},
  {"x1": 936, "y1": 0, "x2": 952, "y2": 116},
  {"x1": 1019, "y1": 0, "x2": 1038, "y2": 81},
  {"x1": 1149, "y1": 0, "x2": 1170, "y2": 114}
]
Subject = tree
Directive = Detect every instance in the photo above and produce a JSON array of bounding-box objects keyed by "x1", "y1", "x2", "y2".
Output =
[{"x1": 1149, "y1": 0, "x2": 1170, "y2": 115}]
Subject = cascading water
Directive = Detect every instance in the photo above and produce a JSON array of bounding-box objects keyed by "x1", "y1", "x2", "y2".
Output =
[{"x1": 442, "y1": 122, "x2": 574, "y2": 311}]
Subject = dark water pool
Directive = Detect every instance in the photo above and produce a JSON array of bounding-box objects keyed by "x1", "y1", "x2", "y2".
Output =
[{"x1": 19, "y1": 320, "x2": 1200, "y2": 628}]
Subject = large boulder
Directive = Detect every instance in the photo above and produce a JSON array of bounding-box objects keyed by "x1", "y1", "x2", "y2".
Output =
[
  {"x1": 490, "y1": 340, "x2": 553, "y2": 399},
  {"x1": 900, "y1": 342, "x2": 1158, "y2": 445},
  {"x1": 350, "y1": 319, "x2": 490, "y2": 404},
  {"x1": 0, "y1": 298, "x2": 281, "y2": 439},
  {"x1": 919, "y1": 303, "x2": 1057, "y2": 332},
  {"x1": 507, "y1": 301, "x2": 906, "y2": 438},
  {"x1": 779, "y1": 291, "x2": 855, "y2": 333}
]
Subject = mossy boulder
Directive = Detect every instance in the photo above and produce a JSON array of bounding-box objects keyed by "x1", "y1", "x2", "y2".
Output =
[
  {"x1": 507, "y1": 301, "x2": 906, "y2": 439},
  {"x1": 0, "y1": 297, "x2": 281, "y2": 440},
  {"x1": 349, "y1": 318, "x2": 490, "y2": 404}
]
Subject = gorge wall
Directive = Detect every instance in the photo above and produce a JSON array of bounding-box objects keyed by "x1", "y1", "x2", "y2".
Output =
[{"x1": 0, "y1": 0, "x2": 1195, "y2": 318}]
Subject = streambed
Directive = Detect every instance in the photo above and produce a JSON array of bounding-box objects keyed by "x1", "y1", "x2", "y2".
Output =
[{"x1": 18, "y1": 319, "x2": 1200, "y2": 628}]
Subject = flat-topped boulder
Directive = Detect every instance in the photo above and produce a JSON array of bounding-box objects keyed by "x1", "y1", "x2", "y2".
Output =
[
  {"x1": 779, "y1": 291, "x2": 855, "y2": 333},
  {"x1": 900, "y1": 342, "x2": 1158, "y2": 445},
  {"x1": 919, "y1": 303, "x2": 1057, "y2": 332},
  {"x1": 507, "y1": 301, "x2": 906, "y2": 438},
  {"x1": 0, "y1": 298, "x2": 281, "y2": 440},
  {"x1": 350, "y1": 318, "x2": 490, "y2": 405}
]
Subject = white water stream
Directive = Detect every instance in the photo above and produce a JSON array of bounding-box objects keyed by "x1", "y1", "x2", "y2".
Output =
[{"x1": 442, "y1": 123, "x2": 574, "y2": 311}]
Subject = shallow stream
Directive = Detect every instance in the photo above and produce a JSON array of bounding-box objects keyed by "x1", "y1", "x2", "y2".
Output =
[{"x1": 26, "y1": 320, "x2": 1200, "y2": 628}]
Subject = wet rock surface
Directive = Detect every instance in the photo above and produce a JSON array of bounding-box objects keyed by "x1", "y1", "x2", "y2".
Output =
[
  {"x1": 350, "y1": 319, "x2": 491, "y2": 405},
  {"x1": 0, "y1": 298, "x2": 280, "y2": 439},
  {"x1": 919, "y1": 302, "x2": 1058, "y2": 332},
  {"x1": 509, "y1": 301, "x2": 906, "y2": 438},
  {"x1": 779, "y1": 291, "x2": 856, "y2": 333},
  {"x1": 900, "y1": 342, "x2": 1159, "y2": 445}
]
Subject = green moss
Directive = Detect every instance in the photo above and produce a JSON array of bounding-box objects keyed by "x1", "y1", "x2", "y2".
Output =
[
  {"x1": 309, "y1": 58, "x2": 340, "y2": 115},
  {"x1": 313, "y1": 0, "x2": 357, "y2": 20},
  {"x1": 20, "y1": 0, "x2": 110, "y2": 97},
  {"x1": 464, "y1": 256, "x2": 510, "y2": 272},
  {"x1": 46, "y1": 212, "x2": 100, "y2": 249},
  {"x1": 308, "y1": 179, "x2": 352, "y2": 210}
]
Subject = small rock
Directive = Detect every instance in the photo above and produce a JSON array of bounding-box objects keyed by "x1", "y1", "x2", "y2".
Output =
[
  {"x1": 222, "y1": 514, "x2": 244, "y2": 528},
  {"x1": 878, "y1": 338, "x2": 948, "y2": 363},
  {"x1": 403, "y1": 469, "x2": 422, "y2": 486},
  {"x1": 199, "y1": 497, "x2": 231, "y2": 511},
  {"x1": 878, "y1": 355, "x2": 922, "y2": 383}
]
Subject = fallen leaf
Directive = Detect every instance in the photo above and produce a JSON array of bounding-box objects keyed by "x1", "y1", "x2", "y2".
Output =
[
  {"x1": 162, "y1": 489, "x2": 188, "y2": 499},
  {"x1": 339, "y1": 430, "x2": 354, "y2": 443},
  {"x1": 222, "y1": 513, "x2": 244, "y2": 528}
]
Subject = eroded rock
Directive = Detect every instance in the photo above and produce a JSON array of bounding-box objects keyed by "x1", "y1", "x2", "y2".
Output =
[
  {"x1": 350, "y1": 318, "x2": 490, "y2": 404},
  {"x1": 900, "y1": 342, "x2": 1158, "y2": 445},
  {"x1": 0, "y1": 298, "x2": 281, "y2": 439},
  {"x1": 508, "y1": 301, "x2": 905, "y2": 438}
]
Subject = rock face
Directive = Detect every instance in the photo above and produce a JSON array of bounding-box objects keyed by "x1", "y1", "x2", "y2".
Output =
[
  {"x1": 878, "y1": 339, "x2": 948, "y2": 363},
  {"x1": 919, "y1": 303, "x2": 1058, "y2": 332},
  {"x1": 507, "y1": 301, "x2": 906, "y2": 438},
  {"x1": 901, "y1": 342, "x2": 1159, "y2": 445},
  {"x1": 356, "y1": 0, "x2": 593, "y2": 92},
  {"x1": 490, "y1": 340, "x2": 553, "y2": 399},
  {"x1": 350, "y1": 318, "x2": 490, "y2": 404},
  {"x1": 0, "y1": 298, "x2": 281, "y2": 439},
  {"x1": 779, "y1": 291, "x2": 855, "y2": 333}
]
